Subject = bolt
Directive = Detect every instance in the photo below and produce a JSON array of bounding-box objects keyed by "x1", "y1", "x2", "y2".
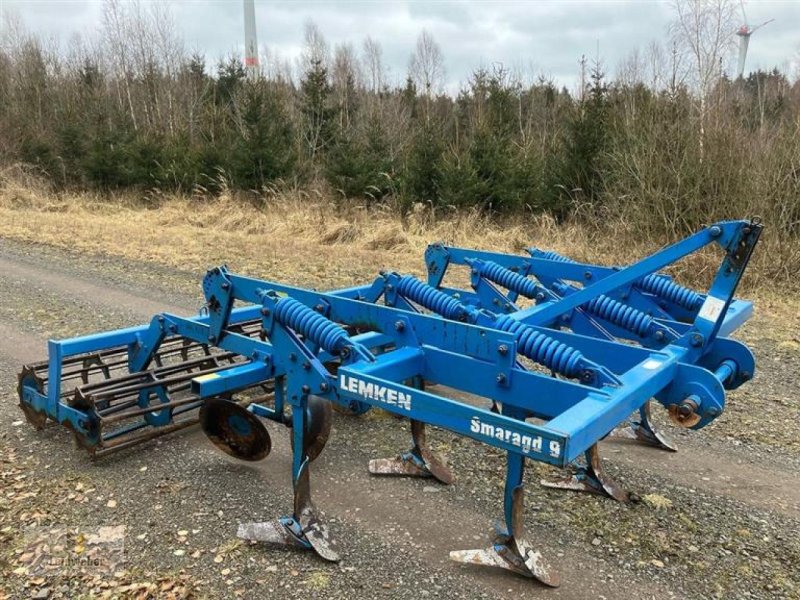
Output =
[
  {"x1": 706, "y1": 407, "x2": 720, "y2": 417},
  {"x1": 315, "y1": 304, "x2": 324, "y2": 313},
  {"x1": 498, "y1": 344, "x2": 508, "y2": 356},
  {"x1": 621, "y1": 292, "x2": 629, "y2": 300},
  {"x1": 386, "y1": 284, "x2": 394, "y2": 291},
  {"x1": 743, "y1": 226, "x2": 751, "y2": 235},
  {"x1": 581, "y1": 370, "x2": 594, "y2": 383},
  {"x1": 584, "y1": 271, "x2": 592, "y2": 280},
  {"x1": 496, "y1": 373, "x2": 506, "y2": 384},
  {"x1": 561, "y1": 314, "x2": 570, "y2": 323},
  {"x1": 493, "y1": 298, "x2": 500, "y2": 305},
  {"x1": 320, "y1": 382, "x2": 329, "y2": 392},
  {"x1": 261, "y1": 308, "x2": 270, "y2": 316},
  {"x1": 536, "y1": 293, "x2": 545, "y2": 301},
  {"x1": 741, "y1": 371, "x2": 752, "y2": 381},
  {"x1": 709, "y1": 225, "x2": 722, "y2": 237},
  {"x1": 472, "y1": 269, "x2": 479, "y2": 276},
  {"x1": 690, "y1": 333, "x2": 704, "y2": 347},
  {"x1": 654, "y1": 330, "x2": 665, "y2": 341},
  {"x1": 221, "y1": 282, "x2": 230, "y2": 290},
  {"x1": 302, "y1": 362, "x2": 311, "y2": 371},
  {"x1": 208, "y1": 335, "x2": 216, "y2": 343},
  {"x1": 395, "y1": 321, "x2": 405, "y2": 332},
  {"x1": 289, "y1": 352, "x2": 297, "y2": 362},
  {"x1": 678, "y1": 403, "x2": 693, "y2": 418},
  {"x1": 302, "y1": 385, "x2": 311, "y2": 394}
]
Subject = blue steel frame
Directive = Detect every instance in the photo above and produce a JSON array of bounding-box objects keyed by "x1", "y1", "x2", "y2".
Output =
[{"x1": 17, "y1": 218, "x2": 761, "y2": 585}]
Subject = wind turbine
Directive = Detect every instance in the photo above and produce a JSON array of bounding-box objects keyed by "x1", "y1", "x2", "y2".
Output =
[
  {"x1": 243, "y1": 0, "x2": 259, "y2": 80},
  {"x1": 736, "y1": 0, "x2": 774, "y2": 78}
]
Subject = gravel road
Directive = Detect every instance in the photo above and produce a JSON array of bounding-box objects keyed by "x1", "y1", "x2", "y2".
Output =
[{"x1": 1, "y1": 239, "x2": 798, "y2": 600}]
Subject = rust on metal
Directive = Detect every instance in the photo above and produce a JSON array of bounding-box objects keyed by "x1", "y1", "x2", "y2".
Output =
[
  {"x1": 368, "y1": 419, "x2": 455, "y2": 485},
  {"x1": 200, "y1": 398, "x2": 271, "y2": 461},
  {"x1": 540, "y1": 444, "x2": 630, "y2": 503}
]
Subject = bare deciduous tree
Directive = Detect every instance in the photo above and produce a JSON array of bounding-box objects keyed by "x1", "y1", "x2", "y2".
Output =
[
  {"x1": 670, "y1": 0, "x2": 737, "y2": 155},
  {"x1": 361, "y1": 36, "x2": 385, "y2": 94},
  {"x1": 409, "y1": 29, "x2": 445, "y2": 97}
]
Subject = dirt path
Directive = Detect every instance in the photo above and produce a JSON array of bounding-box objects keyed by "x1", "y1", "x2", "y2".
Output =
[{"x1": 1, "y1": 244, "x2": 798, "y2": 600}]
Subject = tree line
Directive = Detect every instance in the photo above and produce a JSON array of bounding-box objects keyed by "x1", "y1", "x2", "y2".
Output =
[{"x1": 0, "y1": 1, "x2": 798, "y2": 240}]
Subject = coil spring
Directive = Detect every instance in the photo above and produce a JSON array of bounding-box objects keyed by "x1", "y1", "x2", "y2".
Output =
[
  {"x1": 274, "y1": 297, "x2": 349, "y2": 355},
  {"x1": 537, "y1": 249, "x2": 702, "y2": 311},
  {"x1": 638, "y1": 274, "x2": 703, "y2": 311},
  {"x1": 477, "y1": 261, "x2": 538, "y2": 299},
  {"x1": 535, "y1": 249, "x2": 575, "y2": 263},
  {"x1": 493, "y1": 315, "x2": 584, "y2": 378},
  {"x1": 397, "y1": 275, "x2": 466, "y2": 321},
  {"x1": 584, "y1": 294, "x2": 654, "y2": 337}
]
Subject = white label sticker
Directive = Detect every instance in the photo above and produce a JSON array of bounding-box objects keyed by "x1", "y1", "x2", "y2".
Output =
[
  {"x1": 642, "y1": 359, "x2": 663, "y2": 370},
  {"x1": 697, "y1": 296, "x2": 725, "y2": 322}
]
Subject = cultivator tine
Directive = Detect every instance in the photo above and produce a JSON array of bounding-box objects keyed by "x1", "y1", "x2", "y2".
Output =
[
  {"x1": 238, "y1": 459, "x2": 340, "y2": 562},
  {"x1": 608, "y1": 401, "x2": 678, "y2": 452},
  {"x1": 368, "y1": 419, "x2": 454, "y2": 484},
  {"x1": 451, "y1": 456, "x2": 560, "y2": 587},
  {"x1": 540, "y1": 444, "x2": 629, "y2": 502}
]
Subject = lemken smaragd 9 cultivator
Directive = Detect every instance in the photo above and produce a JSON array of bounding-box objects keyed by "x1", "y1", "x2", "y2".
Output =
[{"x1": 17, "y1": 219, "x2": 762, "y2": 587}]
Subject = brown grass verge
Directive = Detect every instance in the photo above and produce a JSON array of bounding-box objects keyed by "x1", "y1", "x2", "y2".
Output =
[{"x1": 0, "y1": 169, "x2": 793, "y2": 302}]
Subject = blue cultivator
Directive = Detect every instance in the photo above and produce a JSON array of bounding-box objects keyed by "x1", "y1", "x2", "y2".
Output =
[{"x1": 17, "y1": 219, "x2": 761, "y2": 587}]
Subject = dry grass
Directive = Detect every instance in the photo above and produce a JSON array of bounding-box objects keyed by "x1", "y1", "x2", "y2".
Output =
[{"x1": 0, "y1": 167, "x2": 790, "y2": 297}]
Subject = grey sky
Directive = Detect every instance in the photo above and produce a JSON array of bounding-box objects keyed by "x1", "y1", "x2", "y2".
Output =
[{"x1": 2, "y1": 0, "x2": 798, "y2": 92}]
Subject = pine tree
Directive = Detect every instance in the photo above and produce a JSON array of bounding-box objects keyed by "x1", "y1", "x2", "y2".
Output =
[{"x1": 300, "y1": 58, "x2": 337, "y2": 162}]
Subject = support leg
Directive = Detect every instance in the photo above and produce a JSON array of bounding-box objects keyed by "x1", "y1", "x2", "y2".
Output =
[
  {"x1": 540, "y1": 444, "x2": 630, "y2": 502},
  {"x1": 368, "y1": 377, "x2": 454, "y2": 484},
  {"x1": 450, "y1": 451, "x2": 560, "y2": 587},
  {"x1": 237, "y1": 394, "x2": 340, "y2": 562},
  {"x1": 608, "y1": 401, "x2": 677, "y2": 452}
]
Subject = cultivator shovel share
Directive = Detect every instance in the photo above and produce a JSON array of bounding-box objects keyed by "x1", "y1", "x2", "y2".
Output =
[{"x1": 17, "y1": 219, "x2": 761, "y2": 587}]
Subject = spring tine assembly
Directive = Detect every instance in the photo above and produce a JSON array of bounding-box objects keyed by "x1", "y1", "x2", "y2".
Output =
[
  {"x1": 16, "y1": 220, "x2": 762, "y2": 587},
  {"x1": 539, "y1": 444, "x2": 629, "y2": 502},
  {"x1": 606, "y1": 401, "x2": 678, "y2": 452},
  {"x1": 369, "y1": 418, "x2": 455, "y2": 484}
]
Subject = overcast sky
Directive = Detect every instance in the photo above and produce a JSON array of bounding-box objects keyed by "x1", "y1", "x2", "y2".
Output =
[{"x1": 2, "y1": 0, "x2": 798, "y2": 92}]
